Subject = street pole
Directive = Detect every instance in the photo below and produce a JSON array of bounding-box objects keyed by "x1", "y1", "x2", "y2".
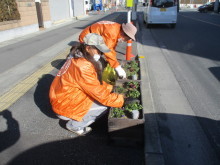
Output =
[
  {"x1": 214, "y1": 0, "x2": 219, "y2": 13},
  {"x1": 127, "y1": 10, "x2": 131, "y2": 23},
  {"x1": 131, "y1": 0, "x2": 137, "y2": 21}
]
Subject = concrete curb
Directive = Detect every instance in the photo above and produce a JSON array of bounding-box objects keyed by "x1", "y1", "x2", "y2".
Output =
[{"x1": 136, "y1": 14, "x2": 165, "y2": 165}]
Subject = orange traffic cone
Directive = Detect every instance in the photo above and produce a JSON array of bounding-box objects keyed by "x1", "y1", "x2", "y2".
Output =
[{"x1": 125, "y1": 39, "x2": 135, "y2": 61}]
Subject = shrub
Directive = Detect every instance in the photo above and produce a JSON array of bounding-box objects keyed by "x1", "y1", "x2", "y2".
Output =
[{"x1": 0, "y1": 0, "x2": 20, "y2": 22}]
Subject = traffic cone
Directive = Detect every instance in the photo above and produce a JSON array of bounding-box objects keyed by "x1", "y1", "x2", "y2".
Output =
[{"x1": 125, "y1": 39, "x2": 135, "y2": 61}]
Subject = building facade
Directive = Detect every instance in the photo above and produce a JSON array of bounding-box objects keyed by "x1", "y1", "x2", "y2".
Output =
[{"x1": 0, "y1": 0, "x2": 85, "y2": 43}]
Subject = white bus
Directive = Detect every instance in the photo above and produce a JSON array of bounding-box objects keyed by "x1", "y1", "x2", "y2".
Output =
[{"x1": 143, "y1": 0, "x2": 178, "y2": 28}]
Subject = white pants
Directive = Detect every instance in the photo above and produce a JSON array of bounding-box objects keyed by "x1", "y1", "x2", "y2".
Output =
[{"x1": 57, "y1": 102, "x2": 107, "y2": 131}]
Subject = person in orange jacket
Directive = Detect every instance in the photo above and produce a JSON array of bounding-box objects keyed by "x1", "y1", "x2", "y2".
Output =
[
  {"x1": 79, "y1": 21, "x2": 137, "y2": 79},
  {"x1": 49, "y1": 33, "x2": 124, "y2": 135}
]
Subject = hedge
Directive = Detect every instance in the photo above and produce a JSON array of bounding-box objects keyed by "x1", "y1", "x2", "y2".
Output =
[{"x1": 0, "y1": 0, "x2": 20, "y2": 22}]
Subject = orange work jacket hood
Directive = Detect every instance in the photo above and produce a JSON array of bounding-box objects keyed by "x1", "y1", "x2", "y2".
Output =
[
  {"x1": 79, "y1": 21, "x2": 122, "y2": 68},
  {"x1": 49, "y1": 55, "x2": 124, "y2": 121}
]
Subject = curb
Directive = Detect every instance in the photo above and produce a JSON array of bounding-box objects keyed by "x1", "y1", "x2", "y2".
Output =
[{"x1": 136, "y1": 14, "x2": 165, "y2": 165}]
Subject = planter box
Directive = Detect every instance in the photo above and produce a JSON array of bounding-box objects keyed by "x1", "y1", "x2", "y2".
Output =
[
  {"x1": 108, "y1": 79, "x2": 144, "y2": 146},
  {"x1": 108, "y1": 109, "x2": 144, "y2": 146}
]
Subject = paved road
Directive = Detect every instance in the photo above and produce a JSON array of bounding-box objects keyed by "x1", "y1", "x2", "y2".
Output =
[{"x1": 138, "y1": 9, "x2": 220, "y2": 165}]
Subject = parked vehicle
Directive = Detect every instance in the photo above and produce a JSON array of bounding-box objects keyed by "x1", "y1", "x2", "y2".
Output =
[
  {"x1": 143, "y1": 0, "x2": 178, "y2": 28},
  {"x1": 198, "y1": 2, "x2": 220, "y2": 13}
]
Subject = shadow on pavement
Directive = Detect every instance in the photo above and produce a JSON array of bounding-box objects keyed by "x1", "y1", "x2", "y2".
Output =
[
  {"x1": 8, "y1": 113, "x2": 144, "y2": 165},
  {"x1": 0, "y1": 110, "x2": 20, "y2": 152},
  {"x1": 34, "y1": 74, "x2": 57, "y2": 119},
  {"x1": 209, "y1": 67, "x2": 220, "y2": 81},
  {"x1": 68, "y1": 41, "x2": 80, "y2": 47},
  {"x1": 51, "y1": 59, "x2": 66, "y2": 70},
  {"x1": 6, "y1": 113, "x2": 220, "y2": 164}
]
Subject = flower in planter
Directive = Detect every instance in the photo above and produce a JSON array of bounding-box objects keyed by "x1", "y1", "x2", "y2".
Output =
[
  {"x1": 124, "y1": 102, "x2": 143, "y2": 119},
  {"x1": 115, "y1": 86, "x2": 127, "y2": 94},
  {"x1": 124, "y1": 81, "x2": 140, "y2": 98},
  {"x1": 123, "y1": 61, "x2": 140, "y2": 79},
  {"x1": 110, "y1": 100, "x2": 143, "y2": 119},
  {"x1": 126, "y1": 88, "x2": 140, "y2": 98},
  {"x1": 124, "y1": 102, "x2": 143, "y2": 113},
  {"x1": 110, "y1": 107, "x2": 126, "y2": 118},
  {"x1": 124, "y1": 81, "x2": 140, "y2": 89},
  {"x1": 115, "y1": 81, "x2": 141, "y2": 98}
]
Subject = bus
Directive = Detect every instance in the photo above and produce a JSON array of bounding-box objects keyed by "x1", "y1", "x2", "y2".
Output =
[{"x1": 143, "y1": 0, "x2": 178, "y2": 28}]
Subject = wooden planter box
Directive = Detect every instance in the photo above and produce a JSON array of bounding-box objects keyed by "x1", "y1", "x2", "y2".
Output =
[
  {"x1": 108, "y1": 79, "x2": 144, "y2": 146},
  {"x1": 108, "y1": 109, "x2": 144, "y2": 146}
]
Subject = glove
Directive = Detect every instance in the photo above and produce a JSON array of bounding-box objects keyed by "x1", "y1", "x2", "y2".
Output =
[{"x1": 115, "y1": 65, "x2": 126, "y2": 79}]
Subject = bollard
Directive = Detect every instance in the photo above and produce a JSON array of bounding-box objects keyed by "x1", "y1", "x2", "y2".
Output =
[
  {"x1": 125, "y1": 11, "x2": 135, "y2": 61},
  {"x1": 125, "y1": 40, "x2": 135, "y2": 61}
]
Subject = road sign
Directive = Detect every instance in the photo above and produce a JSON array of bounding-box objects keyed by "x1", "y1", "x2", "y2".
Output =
[{"x1": 126, "y1": 0, "x2": 133, "y2": 7}]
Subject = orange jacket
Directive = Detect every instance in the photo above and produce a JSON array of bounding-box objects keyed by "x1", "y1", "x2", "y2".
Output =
[
  {"x1": 79, "y1": 21, "x2": 122, "y2": 68},
  {"x1": 49, "y1": 56, "x2": 124, "y2": 121}
]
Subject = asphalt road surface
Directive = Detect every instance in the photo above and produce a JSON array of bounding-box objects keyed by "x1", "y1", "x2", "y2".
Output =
[{"x1": 138, "y1": 8, "x2": 220, "y2": 165}]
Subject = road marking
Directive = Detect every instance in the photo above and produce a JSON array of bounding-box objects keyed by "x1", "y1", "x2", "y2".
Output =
[
  {"x1": 180, "y1": 14, "x2": 220, "y2": 28},
  {"x1": 0, "y1": 48, "x2": 69, "y2": 112}
]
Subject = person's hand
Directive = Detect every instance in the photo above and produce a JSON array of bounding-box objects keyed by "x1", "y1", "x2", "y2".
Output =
[{"x1": 115, "y1": 65, "x2": 126, "y2": 79}]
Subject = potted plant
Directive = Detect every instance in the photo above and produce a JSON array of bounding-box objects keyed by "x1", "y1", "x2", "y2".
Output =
[
  {"x1": 124, "y1": 102, "x2": 143, "y2": 119},
  {"x1": 124, "y1": 81, "x2": 140, "y2": 89},
  {"x1": 115, "y1": 81, "x2": 141, "y2": 100},
  {"x1": 123, "y1": 61, "x2": 140, "y2": 80},
  {"x1": 126, "y1": 89, "x2": 140, "y2": 99},
  {"x1": 110, "y1": 107, "x2": 126, "y2": 118},
  {"x1": 115, "y1": 86, "x2": 127, "y2": 94}
]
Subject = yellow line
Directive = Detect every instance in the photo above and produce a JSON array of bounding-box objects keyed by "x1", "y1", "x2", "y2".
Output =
[
  {"x1": 180, "y1": 14, "x2": 220, "y2": 28},
  {"x1": 0, "y1": 48, "x2": 69, "y2": 112}
]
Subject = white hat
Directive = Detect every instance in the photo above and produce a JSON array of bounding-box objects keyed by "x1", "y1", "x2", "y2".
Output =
[
  {"x1": 122, "y1": 23, "x2": 137, "y2": 41},
  {"x1": 83, "y1": 33, "x2": 110, "y2": 53}
]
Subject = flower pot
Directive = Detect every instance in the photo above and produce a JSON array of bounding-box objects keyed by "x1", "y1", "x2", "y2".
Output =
[
  {"x1": 132, "y1": 74, "x2": 138, "y2": 80},
  {"x1": 131, "y1": 110, "x2": 139, "y2": 119}
]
